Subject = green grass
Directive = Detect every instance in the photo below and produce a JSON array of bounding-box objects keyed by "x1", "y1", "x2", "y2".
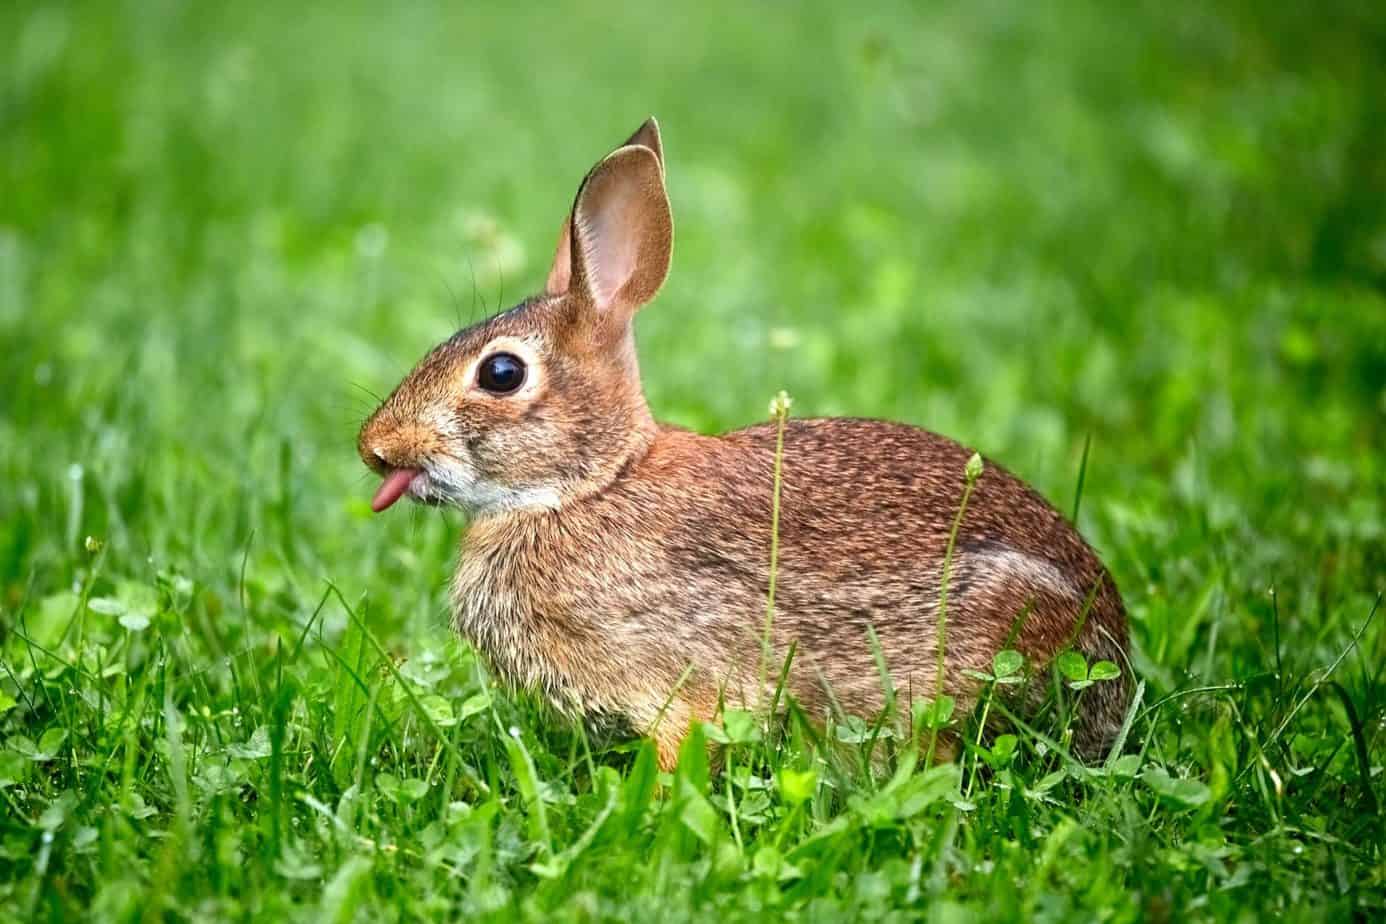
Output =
[{"x1": 3, "y1": 0, "x2": 1385, "y2": 919}]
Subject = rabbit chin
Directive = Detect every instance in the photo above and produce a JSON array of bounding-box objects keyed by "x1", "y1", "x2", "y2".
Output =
[{"x1": 421, "y1": 461, "x2": 562, "y2": 517}]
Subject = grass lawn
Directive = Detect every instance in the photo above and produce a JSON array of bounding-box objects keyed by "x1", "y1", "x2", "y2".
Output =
[{"x1": 2, "y1": 0, "x2": 1385, "y2": 919}]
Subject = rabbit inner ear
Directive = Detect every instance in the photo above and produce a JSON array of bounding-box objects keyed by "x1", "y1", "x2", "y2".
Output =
[{"x1": 567, "y1": 145, "x2": 672, "y2": 315}]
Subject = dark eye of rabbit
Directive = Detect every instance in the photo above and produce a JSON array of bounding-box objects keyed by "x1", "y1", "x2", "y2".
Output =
[{"x1": 477, "y1": 353, "x2": 526, "y2": 394}]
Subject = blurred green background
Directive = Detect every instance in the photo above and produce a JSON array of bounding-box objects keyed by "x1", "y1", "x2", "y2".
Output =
[{"x1": 1, "y1": 0, "x2": 1384, "y2": 918}]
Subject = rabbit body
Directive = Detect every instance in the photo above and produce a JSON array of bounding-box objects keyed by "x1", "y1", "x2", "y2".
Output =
[
  {"x1": 451, "y1": 415, "x2": 1128, "y2": 769},
  {"x1": 360, "y1": 119, "x2": 1131, "y2": 770}
]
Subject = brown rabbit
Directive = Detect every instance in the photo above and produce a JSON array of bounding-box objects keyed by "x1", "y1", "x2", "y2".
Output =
[{"x1": 358, "y1": 118, "x2": 1131, "y2": 770}]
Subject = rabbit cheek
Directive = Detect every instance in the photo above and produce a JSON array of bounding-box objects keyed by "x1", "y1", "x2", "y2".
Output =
[
  {"x1": 463, "y1": 421, "x2": 562, "y2": 492},
  {"x1": 439, "y1": 400, "x2": 569, "y2": 513}
]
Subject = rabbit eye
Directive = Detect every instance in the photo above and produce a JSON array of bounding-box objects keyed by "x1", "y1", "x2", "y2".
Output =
[{"x1": 477, "y1": 352, "x2": 526, "y2": 395}]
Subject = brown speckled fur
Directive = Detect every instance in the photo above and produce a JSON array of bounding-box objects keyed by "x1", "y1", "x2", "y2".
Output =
[{"x1": 359, "y1": 119, "x2": 1131, "y2": 771}]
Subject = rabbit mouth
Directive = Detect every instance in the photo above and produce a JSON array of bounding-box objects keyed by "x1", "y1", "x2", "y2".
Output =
[
  {"x1": 370, "y1": 467, "x2": 422, "y2": 513},
  {"x1": 370, "y1": 454, "x2": 562, "y2": 517}
]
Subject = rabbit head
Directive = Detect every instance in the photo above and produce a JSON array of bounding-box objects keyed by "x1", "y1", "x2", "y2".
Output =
[{"x1": 358, "y1": 119, "x2": 672, "y2": 515}]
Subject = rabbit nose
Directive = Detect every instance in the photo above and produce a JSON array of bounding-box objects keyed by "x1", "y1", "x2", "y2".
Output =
[
  {"x1": 360, "y1": 445, "x2": 384, "y2": 474},
  {"x1": 359, "y1": 412, "x2": 437, "y2": 473},
  {"x1": 366, "y1": 445, "x2": 399, "y2": 474},
  {"x1": 358, "y1": 420, "x2": 395, "y2": 472}
]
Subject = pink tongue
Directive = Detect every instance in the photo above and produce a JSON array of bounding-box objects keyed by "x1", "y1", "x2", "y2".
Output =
[{"x1": 371, "y1": 468, "x2": 420, "y2": 513}]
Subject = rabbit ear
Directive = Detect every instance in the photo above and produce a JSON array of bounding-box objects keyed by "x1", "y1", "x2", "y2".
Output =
[
  {"x1": 622, "y1": 116, "x2": 664, "y2": 176},
  {"x1": 545, "y1": 118, "x2": 668, "y2": 301},
  {"x1": 544, "y1": 217, "x2": 574, "y2": 296},
  {"x1": 545, "y1": 143, "x2": 671, "y2": 315}
]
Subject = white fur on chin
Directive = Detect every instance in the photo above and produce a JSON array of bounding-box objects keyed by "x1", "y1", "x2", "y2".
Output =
[{"x1": 416, "y1": 458, "x2": 562, "y2": 517}]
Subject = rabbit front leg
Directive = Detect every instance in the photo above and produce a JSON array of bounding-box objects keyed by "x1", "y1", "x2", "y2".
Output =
[
  {"x1": 652, "y1": 725, "x2": 686, "y2": 773},
  {"x1": 635, "y1": 688, "x2": 721, "y2": 773}
]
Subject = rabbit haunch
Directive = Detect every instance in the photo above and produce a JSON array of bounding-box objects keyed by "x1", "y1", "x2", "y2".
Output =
[{"x1": 359, "y1": 118, "x2": 1132, "y2": 770}]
